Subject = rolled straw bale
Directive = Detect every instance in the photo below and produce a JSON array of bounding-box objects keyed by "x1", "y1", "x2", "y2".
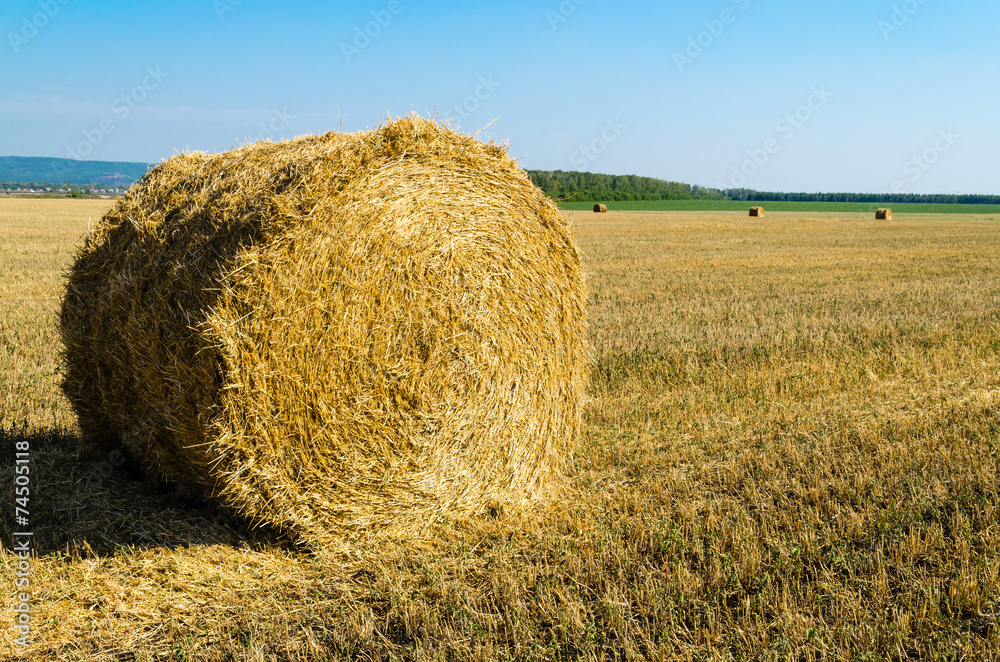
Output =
[
  {"x1": 749, "y1": 206, "x2": 764, "y2": 217},
  {"x1": 593, "y1": 203, "x2": 607, "y2": 213},
  {"x1": 59, "y1": 115, "x2": 589, "y2": 545},
  {"x1": 876, "y1": 208, "x2": 892, "y2": 220}
]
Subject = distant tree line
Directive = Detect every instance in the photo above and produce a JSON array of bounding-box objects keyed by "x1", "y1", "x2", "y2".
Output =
[
  {"x1": 526, "y1": 170, "x2": 724, "y2": 202},
  {"x1": 527, "y1": 172, "x2": 999, "y2": 205},
  {"x1": 722, "y1": 189, "x2": 1000, "y2": 205}
]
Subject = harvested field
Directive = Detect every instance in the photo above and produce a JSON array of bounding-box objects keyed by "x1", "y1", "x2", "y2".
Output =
[{"x1": 2, "y1": 202, "x2": 999, "y2": 660}]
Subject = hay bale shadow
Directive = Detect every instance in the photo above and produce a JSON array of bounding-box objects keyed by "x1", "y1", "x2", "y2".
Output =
[{"x1": 0, "y1": 422, "x2": 293, "y2": 558}]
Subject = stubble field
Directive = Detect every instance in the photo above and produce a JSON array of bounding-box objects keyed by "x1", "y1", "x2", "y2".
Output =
[{"x1": 2, "y1": 198, "x2": 999, "y2": 660}]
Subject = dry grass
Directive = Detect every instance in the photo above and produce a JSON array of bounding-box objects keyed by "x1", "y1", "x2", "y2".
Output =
[{"x1": 2, "y1": 203, "x2": 999, "y2": 660}]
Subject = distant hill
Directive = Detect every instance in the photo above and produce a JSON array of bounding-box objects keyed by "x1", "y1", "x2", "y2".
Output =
[{"x1": 0, "y1": 156, "x2": 152, "y2": 187}]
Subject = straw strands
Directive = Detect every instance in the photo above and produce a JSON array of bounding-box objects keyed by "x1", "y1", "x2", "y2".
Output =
[{"x1": 59, "y1": 115, "x2": 590, "y2": 546}]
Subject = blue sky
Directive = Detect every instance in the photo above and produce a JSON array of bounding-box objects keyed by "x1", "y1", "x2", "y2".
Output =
[{"x1": 1, "y1": 0, "x2": 997, "y2": 193}]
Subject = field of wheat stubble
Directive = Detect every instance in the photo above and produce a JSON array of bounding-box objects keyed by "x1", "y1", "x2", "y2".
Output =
[{"x1": 1, "y1": 199, "x2": 998, "y2": 660}]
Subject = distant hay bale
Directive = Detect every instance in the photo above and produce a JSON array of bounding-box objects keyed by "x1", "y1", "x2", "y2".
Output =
[
  {"x1": 593, "y1": 203, "x2": 607, "y2": 213},
  {"x1": 59, "y1": 115, "x2": 589, "y2": 546},
  {"x1": 749, "y1": 206, "x2": 764, "y2": 217},
  {"x1": 876, "y1": 208, "x2": 892, "y2": 220}
]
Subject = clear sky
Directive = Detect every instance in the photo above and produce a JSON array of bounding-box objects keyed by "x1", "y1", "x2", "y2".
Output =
[{"x1": 1, "y1": 0, "x2": 997, "y2": 194}]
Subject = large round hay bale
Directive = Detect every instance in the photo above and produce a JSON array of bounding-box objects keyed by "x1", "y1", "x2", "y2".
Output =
[
  {"x1": 593, "y1": 203, "x2": 607, "y2": 213},
  {"x1": 59, "y1": 116, "x2": 589, "y2": 545},
  {"x1": 876, "y1": 208, "x2": 892, "y2": 220},
  {"x1": 749, "y1": 206, "x2": 764, "y2": 217}
]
